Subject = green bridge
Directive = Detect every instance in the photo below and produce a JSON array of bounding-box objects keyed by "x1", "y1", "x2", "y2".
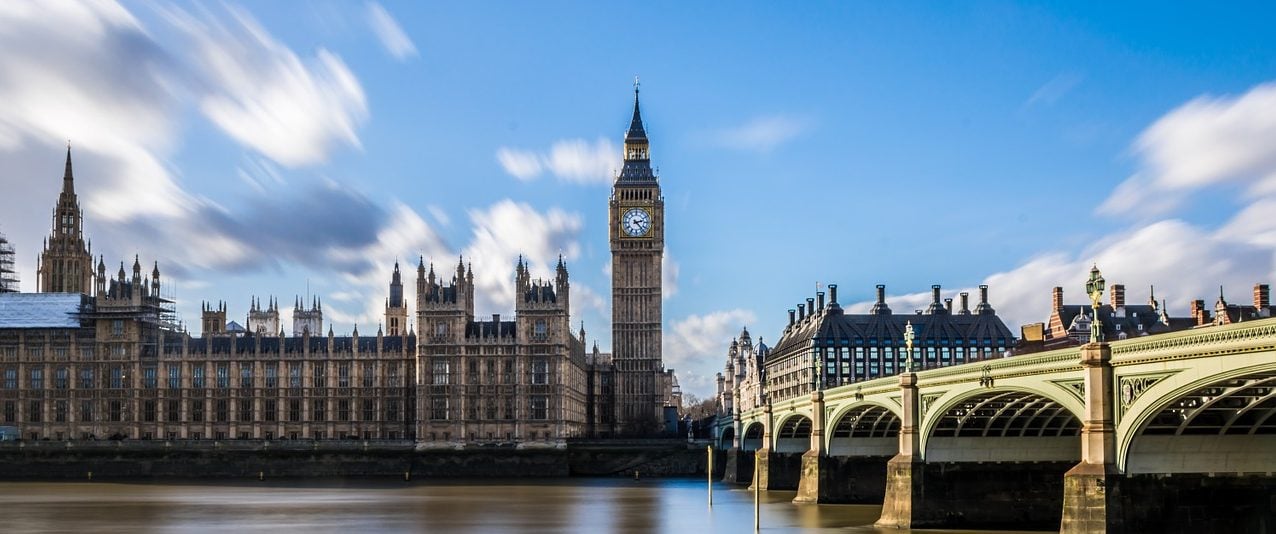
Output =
[{"x1": 715, "y1": 317, "x2": 1276, "y2": 532}]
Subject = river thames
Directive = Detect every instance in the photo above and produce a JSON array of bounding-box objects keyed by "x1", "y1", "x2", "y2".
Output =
[{"x1": 0, "y1": 478, "x2": 1046, "y2": 533}]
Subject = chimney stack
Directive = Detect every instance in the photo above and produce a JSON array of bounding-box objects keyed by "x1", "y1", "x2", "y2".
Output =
[
  {"x1": 1111, "y1": 284, "x2": 1125, "y2": 308},
  {"x1": 1052, "y1": 287, "x2": 1064, "y2": 311},
  {"x1": 932, "y1": 285, "x2": 941, "y2": 304},
  {"x1": 1190, "y1": 299, "x2": 1209, "y2": 326},
  {"x1": 871, "y1": 284, "x2": 891, "y2": 315},
  {"x1": 788, "y1": 309, "x2": 796, "y2": 326},
  {"x1": 980, "y1": 285, "x2": 989, "y2": 305},
  {"x1": 806, "y1": 298, "x2": 816, "y2": 318},
  {"x1": 828, "y1": 284, "x2": 838, "y2": 306},
  {"x1": 817, "y1": 292, "x2": 825, "y2": 313},
  {"x1": 798, "y1": 304, "x2": 806, "y2": 322},
  {"x1": 1255, "y1": 283, "x2": 1270, "y2": 310},
  {"x1": 960, "y1": 292, "x2": 970, "y2": 314},
  {"x1": 944, "y1": 298, "x2": 953, "y2": 313},
  {"x1": 877, "y1": 284, "x2": 886, "y2": 304}
]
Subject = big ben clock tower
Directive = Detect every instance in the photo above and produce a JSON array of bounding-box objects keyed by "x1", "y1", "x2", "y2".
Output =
[{"x1": 610, "y1": 80, "x2": 665, "y2": 435}]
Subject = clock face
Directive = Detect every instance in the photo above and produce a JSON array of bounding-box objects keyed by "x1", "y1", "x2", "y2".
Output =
[{"x1": 621, "y1": 208, "x2": 651, "y2": 237}]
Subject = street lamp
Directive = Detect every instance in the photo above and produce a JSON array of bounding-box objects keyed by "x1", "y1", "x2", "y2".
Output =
[
  {"x1": 1085, "y1": 265, "x2": 1106, "y2": 344},
  {"x1": 903, "y1": 321, "x2": 916, "y2": 373}
]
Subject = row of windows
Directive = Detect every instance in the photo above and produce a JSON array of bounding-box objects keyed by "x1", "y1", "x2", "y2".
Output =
[
  {"x1": 5, "y1": 399, "x2": 404, "y2": 424},
  {"x1": 430, "y1": 359, "x2": 550, "y2": 385},
  {"x1": 2, "y1": 363, "x2": 404, "y2": 390},
  {"x1": 427, "y1": 395, "x2": 549, "y2": 421}
]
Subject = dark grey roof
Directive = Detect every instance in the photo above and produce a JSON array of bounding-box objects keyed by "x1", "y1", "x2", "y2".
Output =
[
  {"x1": 1054, "y1": 304, "x2": 1174, "y2": 339},
  {"x1": 770, "y1": 303, "x2": 1016, "y2": 358},
  {"x1": 0, "y1": 293, "x2": 89, "y2": 329},
  {"x1": 466, "y1": 320, "x2": 517, "y2": 339}
]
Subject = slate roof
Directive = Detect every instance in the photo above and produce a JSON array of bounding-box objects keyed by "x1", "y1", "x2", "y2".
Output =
[
  {"x1": 770, "y1": 302, "x2": 1016, "y2": 359},
  {"x1": 0, "y1": 293, "x2": 89, "y2": 329}
]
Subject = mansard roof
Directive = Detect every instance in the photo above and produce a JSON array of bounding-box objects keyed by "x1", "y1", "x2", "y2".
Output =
[{"x1": 769, "y1": 305, "x2": 1016, "y2": 358}]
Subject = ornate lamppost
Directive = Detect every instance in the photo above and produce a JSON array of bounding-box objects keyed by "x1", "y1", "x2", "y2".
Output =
[
  {"x1": 903, "y1": 320, "x2": 916, "y2": 373},
  {"x1": 1085, "y1": 264, "x2": 1106, "y2": 344}
]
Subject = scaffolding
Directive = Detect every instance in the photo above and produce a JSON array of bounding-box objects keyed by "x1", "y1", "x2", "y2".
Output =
[{"x1": 0, "y1": 230, "x2": 18, "y2": 293}]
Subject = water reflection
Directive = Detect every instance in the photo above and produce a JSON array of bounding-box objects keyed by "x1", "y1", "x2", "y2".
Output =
[{"x1": 0, "y1": 479, "x2": 1047, "y2": 533}]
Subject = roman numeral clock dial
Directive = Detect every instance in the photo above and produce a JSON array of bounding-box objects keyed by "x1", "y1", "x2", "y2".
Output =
[{"x1": 621, "y1": 207, "x2": 651, "y2": 237}]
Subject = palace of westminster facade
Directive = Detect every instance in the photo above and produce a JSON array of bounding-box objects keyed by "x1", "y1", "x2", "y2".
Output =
[{"x1": 0, "y1": 87, "x2": 678, "y2": 444}]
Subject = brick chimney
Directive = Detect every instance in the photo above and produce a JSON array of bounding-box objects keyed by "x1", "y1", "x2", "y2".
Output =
[
  {"x1": 1255, "y1": 283, "x2": 1271, "y2": 312},
  {"x1": 1051, "y1": 287, "x2": 1064, "y2": 311},
  {"x1": 959, "y1": 292, "x2": 970, "y2": 315},
  {"x1": 1110, "y1": 284, "x2": 1125, "y2": 309},
  {"x1": 1190, "y1": 299, "x2": 1210, "y2": 326}
]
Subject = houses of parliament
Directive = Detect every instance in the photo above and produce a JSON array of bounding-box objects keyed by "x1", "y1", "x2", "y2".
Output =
[{"x1": 0, "y1": 88, "x2": 679, "y2": 444}]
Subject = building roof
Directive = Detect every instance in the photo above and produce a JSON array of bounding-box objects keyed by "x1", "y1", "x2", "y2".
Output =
[{"x1": 0, "y1": 293, "x2": 88, "y2": 329}]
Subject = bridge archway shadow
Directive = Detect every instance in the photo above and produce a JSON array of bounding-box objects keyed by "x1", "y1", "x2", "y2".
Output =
[
  {"x1": 828, "y1": 404, "x2": 898, "y2": 456},
  {"x1": 774, "y1": 415, "x2": 811, "y2": 454},
  {"x1": 741, "y1": 422, "x2": 763, "y2": 451},
  {"x1": 911, "y1": 388, "x2": 1082, "y2": 530},
  {"x1": 1112, "y1": 364, "x2": 1276, "y2": 532},
  {"x1": 718, "y1": 426, "x2": 735, "y2": 450}
]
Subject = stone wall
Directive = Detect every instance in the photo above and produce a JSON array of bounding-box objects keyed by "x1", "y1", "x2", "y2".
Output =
[
  {"x1": 1115, "y1": 473, "x2": 1276, "y2": 533},
  {"x1": 0, "y1": 441, "x2": 709, "y2": 480}
]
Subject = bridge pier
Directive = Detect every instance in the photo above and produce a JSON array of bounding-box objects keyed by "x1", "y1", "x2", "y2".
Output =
[
  {"x1": 794, "y1": 391, "x2": 827, "y2": 503},
  {"x1": 747, "y1": 404, "x2": 803, "y2": 490},
  {"x1": 876, "y1": 371, "x2": 922, "y2": 528},
  {"x1": 721, "y1": 448, "x2": 753, "y2": 485},
  {"x1": 1062, "y1": 343, "x2": 1125, "y2": 534}
]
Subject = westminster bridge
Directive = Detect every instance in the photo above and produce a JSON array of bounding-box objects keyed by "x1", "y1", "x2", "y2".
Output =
[{"x1": 714, "y1": 317, "x2": 1276, "y2": 533}]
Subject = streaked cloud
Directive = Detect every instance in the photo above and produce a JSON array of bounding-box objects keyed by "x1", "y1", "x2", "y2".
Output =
[
  {"x1": 1024, "y1": 72, "x2": 1084, "y2": 108},
  {"x1": 462, "y1": 200, "x2": 584, "y2": 313},
  {"x1": 365, "y1": 2, "x2": 418, "y2": 61},
  {"x1": 664, "y1": 309, "x2": 757, "y2": 392},
  {"x1": 1099, "y1": 82, "x2": 1276, "y2": 218},
  {"x1": 164, "y1": 4, "x2": 368, "y2": 168},
  {"x1": 710, "y1": 114, "x2": 811, "y2": 152},
  {"x1": 496, "y1": 138, "x2": 618, "y2": 184}
]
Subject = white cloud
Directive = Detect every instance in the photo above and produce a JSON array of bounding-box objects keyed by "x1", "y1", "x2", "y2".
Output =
[
  {"x1": 710, "y1": 114, "x2": 811, "y2": 152},
  {"x1": 662, "y1": 248, "x2": 678, "y2": 300},
  {"x1": 462, "y1": 200, "x2": 583, "y2": 313},
  {"x1": 495, "y1": 138, "x2": 618, "y2": 184},
  {"x1": 426, "y1": 205, "x2": 451, "y2": 226},
  {"x1": 365, "y1": 2, "x2": 417, "y2": 61},
  {"x1": 496, "y1": 147, "x2": 543, "y2": 180},
  {"x1": 664, "y1": 309, "x2": 757, "y2": 393},
  {"x1": 1099, "y1": 82, "x2": 1276, "y2": 217},
  {"x1": 1024, "y1": 72, "x2": 1084, "y2": 108},
  {"x1": 165, "y1": 4, "x2": 368, "y2": 168}
]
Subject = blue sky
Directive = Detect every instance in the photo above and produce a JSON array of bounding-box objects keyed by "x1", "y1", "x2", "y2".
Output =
[{"x1": 3, "y1": 1, "x2": 1276, "y2": 398}]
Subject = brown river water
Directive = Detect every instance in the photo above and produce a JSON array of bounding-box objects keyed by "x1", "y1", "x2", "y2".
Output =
[{"x1": 0, "y1": 479, "x2": 1047, "y2": 533}]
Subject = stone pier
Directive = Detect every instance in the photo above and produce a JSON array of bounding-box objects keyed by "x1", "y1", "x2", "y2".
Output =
[
  {"x1": 793, "y1": 391, "x2": 827, "y2": 503},
  {"x1": 876, "y1": 371, "x2": 922, "y2": 528},
  {"x1": 722, "y1": 448, "x2": 753, "y2": 485},
  {"x1": 1061, "y1": 342, "x2": 1125, "y2": 534}
]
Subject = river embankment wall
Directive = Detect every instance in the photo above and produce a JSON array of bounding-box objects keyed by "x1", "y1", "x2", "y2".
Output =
[{"x1": 0, "y1": 440, "x2": 711, "y2": 480}]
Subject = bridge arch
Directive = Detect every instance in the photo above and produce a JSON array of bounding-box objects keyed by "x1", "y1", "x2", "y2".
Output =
[
  {"x1": 774, "y1": 414, "x2": 812, "y2": 453},
  {"x1": 718, "y1": 426, "x2": 736, "y2": 450},
  {"x1": 920, "y1": 385, "x2": 1083, "y2": 462},
  {"x1": 741, "y1": 422, "x2": 764, "y2": 451},
  {"x1": 1118, "y1": 359, "x2": 1276, "y2": 473},
  {"x1": 826, "y1": 402, "x2": 901, "y2": 456}
]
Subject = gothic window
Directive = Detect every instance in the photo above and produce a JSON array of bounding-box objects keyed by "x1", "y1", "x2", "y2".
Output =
[
  {"x1": 362, "y1": 362, "x2": 375, "y2": 388},
  {"x1": 239, "y1": 399, "x2": 252, "y2": 422},
  {"x1": 192, "y1": 366, "x2": 205, "y2": 389},
  {"x1": 288, "y1": 363, "x2": 301, "y2": 388},
  {"x1": 167, "y1": 364, "x2": 181, "y2": 389},
  {"x1": 142, "y1": 367, "x2": 156, "y2": 389},
  {"x1": 534, "y1": 320, "x2": 547, "y2": 340},
  {"x1": 264, "y1": 400, "x2": 277, "y2": 422},
  {"x1": 532, "y1": 359, "x2": 548, "y2": 385},
  {"x1": 338, "y1": 399, "x2": 350, "y2": 421},
  {"x1": 312, "y1": 362, "x2": 326, "y2": 388},
  {"x1": 143, "y1": 400, "x2": 155, "y2": 423},
  {"x1": 288, "y1": 399, "x2": 301, "y2": 422},
  {"x1": 530, "y1": 396, "x2": 548, "y2": 420},
  {"x1": 216, "y1": 364, "x2": 229, "y2": 389},
  {"x1": 239, "y1": 363, "x2": 253, "y2": 389},
  {"x1": 108, "y1": 400, "x2": 122, "y2": 422},
  {"x1": 166, "y1": 400, "x2": 179, "y2": 422},
  {"x1": 215, "y1": 399, "x2": 228, "y2": 422},
  {"x1": 430, "y1": 396, "x2": 448, "y2": 420},
  {"x1": 434, "y1": 321, "x2": 447, "y2": 337},
  {"x1": 29, "y1": 367, "x2": 44, "y2": 390},
  {"x1": 3, "y1": 368, "x2": 15, "y2": 389},
  {"x1": 386, "y1": 399, "x2": 400, "y2": 421},
  {"x1": 311, "y1": 399, "x2": 325, "y2": 421},
  {"x1": 338, "y1": 362, "x2": 350, "y2": 388}
]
